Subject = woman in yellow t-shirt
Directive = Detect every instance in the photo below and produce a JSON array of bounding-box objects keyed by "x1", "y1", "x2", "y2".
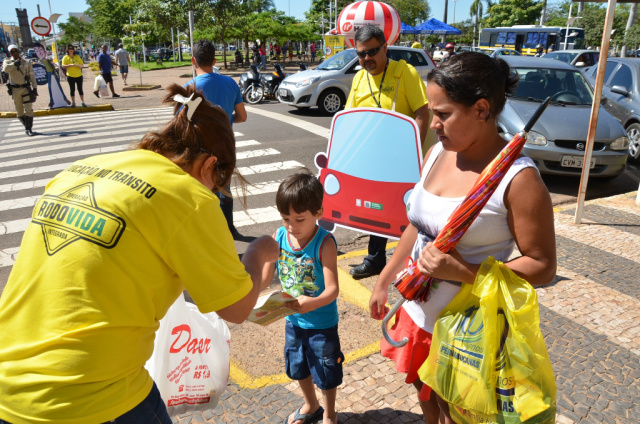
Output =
[{"x1": 61, "y1": 44, "x2": 86, "y2": 107}]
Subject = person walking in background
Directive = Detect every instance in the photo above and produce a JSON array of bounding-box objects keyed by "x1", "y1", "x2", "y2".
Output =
[
  {"x1": 267, "y1": 171, "x2": 342, "y2": 424},
  {"x1": 282, "y1": 42, "x2": 288, "y2": 62},
  {"x1": 345, "y1": 25, "x2": 430, "y2": 280},
  {"x1": 114, "y1": 43, "x2": 131, "y2": 86},
  {"x1": 94, "y1": 44, "x2": 120, "y2": 98},
  {"x1": 369, "y1": 52, "x2": 557, "y2": 423},
  {"x1": 411, "y1": 39, "x2": 422, "y2": 49},
  {"x1": 185, "y1": 39, "x2": 247, "y2": 239},
  {"x1": 310, "y1": 42, "x2": 316, "y2": 63},
  {"x1": 2, "y1": 44, "x2": 38, "y2": 136},
  {"x1": 61, "y1": 44, "x2": 86, "y2": 107},
  {"x1": 0, "y1": 83, "x2": 279, "y2": 424},
  {"x1": 259, "y1": 42, "x2": 266, "y2": 70}
]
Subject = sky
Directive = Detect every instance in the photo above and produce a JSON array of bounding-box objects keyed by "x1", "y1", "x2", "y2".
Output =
[{"x1": 2, "y1": 0, "x2": 559, "y2": 35}]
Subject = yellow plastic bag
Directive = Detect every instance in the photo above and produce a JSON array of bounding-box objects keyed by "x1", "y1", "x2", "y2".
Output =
[{"x1": 418, "y1": 257, "x2": 556, "y2": 423}]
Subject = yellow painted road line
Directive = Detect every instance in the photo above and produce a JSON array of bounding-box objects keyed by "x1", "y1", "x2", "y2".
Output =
[{"x1": 337, "y1": 241, "x2": 398, "y2": 260}]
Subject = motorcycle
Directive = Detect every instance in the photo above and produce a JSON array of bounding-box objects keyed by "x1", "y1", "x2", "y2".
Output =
[
  {"x1": 260, "y1": 63, "x2": 287, "y2": 100},
  {"x1": 239, "y1": 64, "x2": 264, "y2": 104}
]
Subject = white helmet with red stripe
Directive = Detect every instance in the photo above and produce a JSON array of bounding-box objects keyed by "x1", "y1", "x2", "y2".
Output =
[{"x1": 337, "y1": 1, "x2": 401, "y2": 48}]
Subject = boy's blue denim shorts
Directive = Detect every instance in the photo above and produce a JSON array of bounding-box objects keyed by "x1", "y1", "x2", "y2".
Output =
[{"x1": 284, "y1": 321, "x2": 344, "y2": 390}]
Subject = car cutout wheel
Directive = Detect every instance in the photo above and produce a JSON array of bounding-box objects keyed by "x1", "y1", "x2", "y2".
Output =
[
  {"x1": 318, "y1": 89, "x2": 344, "y2": 115},
  {"x1": 626, "y1": 122, "x2": 640, "y2": 160}
]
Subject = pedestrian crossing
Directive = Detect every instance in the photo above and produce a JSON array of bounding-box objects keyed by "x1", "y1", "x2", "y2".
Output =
[{"x1": 0, "y1": 107, "x2": 305, "y2": 274}]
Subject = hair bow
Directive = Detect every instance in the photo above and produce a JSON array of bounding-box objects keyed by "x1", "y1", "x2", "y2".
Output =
[{"x1": 173, "y1": 93, "x2": 203, "y2": 121}]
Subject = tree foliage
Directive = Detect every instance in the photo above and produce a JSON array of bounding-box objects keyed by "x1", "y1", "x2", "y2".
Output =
[
  {"x1": 484, "y1": 0, "x2": 543, "y2": 27},
  {"x1": 385, "y1": 0, "x2": 431, "y2": 25},
  {"x1": 85, "y1": 0, "x2": 136, "y2": 41},
  {"x1": 57, "y1": 16, "x2": 93, "y2": 46}
]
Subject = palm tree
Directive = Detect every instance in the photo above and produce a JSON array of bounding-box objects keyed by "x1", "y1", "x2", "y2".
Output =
[{"x1": 470, "y1": 0, "x2": 493, "y2": 47}]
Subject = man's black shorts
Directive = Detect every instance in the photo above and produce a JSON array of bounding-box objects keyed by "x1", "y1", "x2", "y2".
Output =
[{"x1": 101, "y1": 72, "x2": 113, "y2": 84}]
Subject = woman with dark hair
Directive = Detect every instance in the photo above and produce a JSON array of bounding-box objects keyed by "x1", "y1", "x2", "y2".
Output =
[
  {"x1": 61, "y1": 44, "x2": 86, "y2": 107},
  {"x1": 0, "y1": 83, "x2": 279, "y2": 424},
  {"x1": 369, "y1": 52, "x2": 557, "y2": 423}
]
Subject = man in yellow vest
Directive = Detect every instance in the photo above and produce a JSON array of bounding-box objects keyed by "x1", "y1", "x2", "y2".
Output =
[
  {"x1": 345, "y1": 26, "x2": 430, "y2": 279},
  {"x1": 2, "y1": 44, "x2": 38, "y2": 136}
]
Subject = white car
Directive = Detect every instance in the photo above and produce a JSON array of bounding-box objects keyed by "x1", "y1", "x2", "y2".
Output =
[
  {"x1": 432, "y1": 49, "x2": 447, "y2": 62},
  {"x1": 278, "y1": 46, "x2": 436, "y2": 115}
]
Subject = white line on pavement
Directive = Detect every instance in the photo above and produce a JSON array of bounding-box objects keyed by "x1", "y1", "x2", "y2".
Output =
[
  {"x1": 245, "y1": 106, "x2": 330, "y2": 138},
  {"x1": 1, "y1": 138, "x2": 259, "y2": 161}
]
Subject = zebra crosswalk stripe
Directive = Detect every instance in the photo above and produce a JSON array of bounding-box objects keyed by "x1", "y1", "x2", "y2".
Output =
[{"x1": 0, "y1": 108, "x2": 304, "y2": 271}]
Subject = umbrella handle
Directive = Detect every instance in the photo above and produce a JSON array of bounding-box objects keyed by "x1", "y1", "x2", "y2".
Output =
[{"x1": 381, "y1": 298, "x2": 408, "y2": 348}]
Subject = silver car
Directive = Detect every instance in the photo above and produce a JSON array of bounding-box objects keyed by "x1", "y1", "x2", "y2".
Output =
[
  {"x1": 278, "y1": 46, "x2": 435, "y2": 115},
  {"x1": 582, "y1": 58, "x2": 640, "y2": 161},
  {"x1": 497, "y1": 57, "x2": 629, "y2": 178},
  {"x1": 542, "y1": 49, "x2": 600, "y2": 68}
]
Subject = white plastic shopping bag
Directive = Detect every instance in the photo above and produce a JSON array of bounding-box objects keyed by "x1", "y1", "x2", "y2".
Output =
[
  {"x1": 94, "y1": 74, "x2": 109, "y2": 97},
  {"x1": 94, "y1": 74, "x2": 104, "y2": 91},
  {"x1": 145, "y1": 293, "x2": 231, "y2": 417}
]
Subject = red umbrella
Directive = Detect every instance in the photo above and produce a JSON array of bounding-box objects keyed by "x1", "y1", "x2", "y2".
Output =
[{"x1": 383, "y1": 97, "x2": 551, "y2": 348}]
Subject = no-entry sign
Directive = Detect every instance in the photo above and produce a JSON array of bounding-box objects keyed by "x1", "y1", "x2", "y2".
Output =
[{"x1": 31, "y1": 17, "x2": 52, "y2": 36}]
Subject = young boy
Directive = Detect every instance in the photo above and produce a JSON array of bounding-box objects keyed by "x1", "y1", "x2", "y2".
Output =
[{"x1": 267, "y1": 171, "x2": 342, "y2": 424}]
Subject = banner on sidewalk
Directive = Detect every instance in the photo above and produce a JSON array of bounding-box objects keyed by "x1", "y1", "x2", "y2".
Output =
[{"x1": 323, "y1": 35, "x2": 345, "y2": 59}]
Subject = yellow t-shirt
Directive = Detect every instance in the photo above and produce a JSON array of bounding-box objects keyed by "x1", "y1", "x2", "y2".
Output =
[
  {"x1": 346, "y1": 59, "x2": 428, "y2": 119},
  {"x1": 411, "y1": 42, "x2": 423, "y2": 49},
  {"x1": 62, "y1": 54, "x2": 83, "y2": 78},
  {"x1": 0, "y1": 149, "x2": 252, "y2": 424}
]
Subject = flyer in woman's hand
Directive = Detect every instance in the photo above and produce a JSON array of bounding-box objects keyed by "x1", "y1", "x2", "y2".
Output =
[{"x1": 247, "y1": 291, "x2": 297, "y2": 326}]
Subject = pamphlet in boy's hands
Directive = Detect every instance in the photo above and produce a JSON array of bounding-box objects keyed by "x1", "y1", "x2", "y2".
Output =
[{"x1": 247, "y1": 290, "x2": 297, "y2": 326}]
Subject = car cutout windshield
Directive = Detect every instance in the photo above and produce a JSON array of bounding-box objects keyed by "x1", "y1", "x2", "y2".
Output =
[{"x1": 327, "y1": 111, "x2": 421, "y2": 183}]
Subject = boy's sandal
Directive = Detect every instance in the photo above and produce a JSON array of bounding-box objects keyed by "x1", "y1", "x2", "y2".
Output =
[{"x1": 283, "y1": 406, "x2": 324, "y2": 424}]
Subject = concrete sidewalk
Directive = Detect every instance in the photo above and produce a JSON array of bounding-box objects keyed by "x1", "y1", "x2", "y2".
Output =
[
  {"x1": 0, "y1": 59, "x2": 310, "y2": 116},
  {"x1": 173, "y1": 192, "x2": 640, "y2": 424}
]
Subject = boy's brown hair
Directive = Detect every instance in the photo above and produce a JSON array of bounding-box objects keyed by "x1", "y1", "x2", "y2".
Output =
[{"x1": 276, "y1": 170, "x2": 323, "y2": 215}]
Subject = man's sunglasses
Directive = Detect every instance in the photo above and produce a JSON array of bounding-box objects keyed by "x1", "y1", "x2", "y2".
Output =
[{"x1": 356, "y1": 44, "x2": 384, "y2": 59}]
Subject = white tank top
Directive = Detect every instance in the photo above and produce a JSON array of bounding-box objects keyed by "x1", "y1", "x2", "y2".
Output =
[{"x1": 402, "y1": 142, "x2": 537, "y2": 332}]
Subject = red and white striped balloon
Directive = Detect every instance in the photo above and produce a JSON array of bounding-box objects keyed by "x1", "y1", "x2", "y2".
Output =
[{"x1": 337, "y1": 1, "x2": 401, "y2": 48}]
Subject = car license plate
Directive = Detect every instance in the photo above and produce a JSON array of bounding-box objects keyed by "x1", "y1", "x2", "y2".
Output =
[
  {"x1": 279, "y1": 89, "x2": 287, "y2": 97},
  {"x1": 560, "y1": 155, "x2": 595, "y2": 169}
]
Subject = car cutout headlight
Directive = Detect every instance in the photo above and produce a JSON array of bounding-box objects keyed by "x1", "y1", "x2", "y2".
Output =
[
  {"x1": 324, "y1": 174, "x2": 340, "y2": 195},
  {"x1": 295, "y1": 76, "x2": 321, "y2": 88},
  {"x1": 526, "y1": 130, "x2": 547, "y2": 146},
  {"x1": 610, "y1": 136, "x2": 629, "y2": 151}
]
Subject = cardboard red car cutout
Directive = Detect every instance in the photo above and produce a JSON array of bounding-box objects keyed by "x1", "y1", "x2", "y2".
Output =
[{"x1": 315, "y1": 108, "x2": 423, "y2": 239}]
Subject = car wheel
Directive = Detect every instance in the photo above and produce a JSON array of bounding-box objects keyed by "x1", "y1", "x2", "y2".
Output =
[
  {"x1": 626, "y1": 122, "x2": 640, "y2": 161},
  {"x1": 318, "y1": 89, "x2": 345, "y2": 115}
]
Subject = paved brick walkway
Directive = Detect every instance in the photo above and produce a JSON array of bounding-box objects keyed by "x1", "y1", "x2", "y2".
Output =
[{"x1": 171, "y1": 193, "x2": 640, "y2": 423}]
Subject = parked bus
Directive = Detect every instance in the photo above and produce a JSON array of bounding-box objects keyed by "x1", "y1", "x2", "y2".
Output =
[{"x1": 480, "y1": 25, "x2": 585, "y2": 56}]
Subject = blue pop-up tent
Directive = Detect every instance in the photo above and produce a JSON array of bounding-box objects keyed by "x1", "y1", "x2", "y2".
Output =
[
  {"x1": 400, "y1": 22, "x2": 419, "y2": 34},
  {"x1": 415, "y1": 18, "x2": 461, "y2": 35}
]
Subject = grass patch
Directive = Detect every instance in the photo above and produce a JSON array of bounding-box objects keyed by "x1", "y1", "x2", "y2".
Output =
[{"x1": 130, "y1": 55, "x2": 192, "y2": 71}]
